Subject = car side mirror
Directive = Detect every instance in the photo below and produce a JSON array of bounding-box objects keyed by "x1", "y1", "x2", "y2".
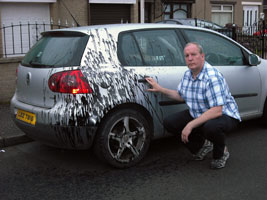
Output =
[{"x1": 249, "y1": 54, "x2": 261, "y2": 66}]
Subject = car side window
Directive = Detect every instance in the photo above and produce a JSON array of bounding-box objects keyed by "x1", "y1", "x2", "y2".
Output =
[
  {"x1": 119, "y1": 29, "x2": 185, "y2": 66},
  {"x1": 183, "y1": 29, "x2": 245, "y2": 66},
  {"x1": 119, "y1": 33, "x2": 144, "y2": 66}
]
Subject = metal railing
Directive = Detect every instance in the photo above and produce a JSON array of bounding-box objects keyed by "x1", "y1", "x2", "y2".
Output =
[
  {"x1": 179, "y1": 18, "x2": 267, "y2": 59},
  {"x1": 216, "y1": 21, "x2": 266, "y2": 59},
  {"x1": 235, "y1": 20, "x2": 266, "y2": 59},
  {"x1": 0, "y1": 22, "x2": 72, "y2": 58}
]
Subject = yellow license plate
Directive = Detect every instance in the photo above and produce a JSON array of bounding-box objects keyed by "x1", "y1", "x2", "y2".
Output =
[{"x1": 16, "y1": 109, "x2": 36, "y2": 125}]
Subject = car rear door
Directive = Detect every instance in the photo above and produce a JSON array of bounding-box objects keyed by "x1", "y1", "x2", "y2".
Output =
[{"x1": 118, "y1": 28, "x2": 188, "y2": 137}]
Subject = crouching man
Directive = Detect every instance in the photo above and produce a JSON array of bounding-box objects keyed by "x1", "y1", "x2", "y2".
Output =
[{"x1": 146, "y1": 42, "x2": 241, "y2": 169}]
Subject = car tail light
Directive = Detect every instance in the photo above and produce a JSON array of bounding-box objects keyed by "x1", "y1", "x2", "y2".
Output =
[{"x1": 48, "y1": 70, "x2": 92, "y2": 94}]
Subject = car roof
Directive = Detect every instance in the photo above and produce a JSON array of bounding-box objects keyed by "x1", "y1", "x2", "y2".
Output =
[
  {"x1": 43, "y1": 23, "x2": 241, "y2": 43},
  {"x1": 43, "y1": 23, "x2": 197, "y2": 35},
  {"x1": 42, "y1": 23, "x2": 239, "y2": 46},
  {"x1": 158, "y1": 19, "x2": 223, "y2": 28},
  {"x1": 41, "y1": 23, "x2": 252, "y2": 59}
]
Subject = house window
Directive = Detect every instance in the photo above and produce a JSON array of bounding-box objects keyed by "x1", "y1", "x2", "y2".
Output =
[
  {"x1": 211, "y1": 5, "x2": 233, "y2": 26},
  {"x1": 164, "y1": 3, "x2": 190, "y2": 19}
]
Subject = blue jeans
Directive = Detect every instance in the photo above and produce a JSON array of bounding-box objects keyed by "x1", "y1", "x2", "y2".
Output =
[{"x1": 163, "y1": 110, "x2": 239, "y2": 159}]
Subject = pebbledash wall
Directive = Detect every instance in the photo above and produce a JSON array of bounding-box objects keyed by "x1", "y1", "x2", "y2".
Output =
[{"x1": 0, "y1": 57, "x2": 22, "y2": 104}]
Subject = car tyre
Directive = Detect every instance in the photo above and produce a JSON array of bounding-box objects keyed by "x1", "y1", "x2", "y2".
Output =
[{"x1": 94, "y1": 108, "x2": 151, "y2": 168}]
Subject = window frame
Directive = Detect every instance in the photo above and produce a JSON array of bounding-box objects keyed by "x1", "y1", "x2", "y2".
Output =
[
  {"x1": 117, "y1": 28, "x2": 186, "y2": 67},
  {"x1": 180, "y1": 28, "x2": 249, "y2": 66},
  {"x1": 22, "y1": 32, "x2": 89, "y2": 68},
  {"x1": 117, "y1": 31, "x2": 145, "y2": 66},
  {"x1": 163, "y1": 3, "x2": 191, "y2": 19},
  {"x1": 211, "y1": 4, "x2": 234, "y2": 26}
]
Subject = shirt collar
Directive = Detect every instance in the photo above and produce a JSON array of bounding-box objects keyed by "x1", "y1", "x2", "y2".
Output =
[{"x1": 190, "y1": 62, "x2": 207, "y2": 81}]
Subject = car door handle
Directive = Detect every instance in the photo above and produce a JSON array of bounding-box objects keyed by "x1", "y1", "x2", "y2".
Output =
[
  {"x1": 138, "y1": 78, "x2": 147, "y2": 83},
  {"x1": 138, "y1": 76, "x2": 150, "y2": 83}
]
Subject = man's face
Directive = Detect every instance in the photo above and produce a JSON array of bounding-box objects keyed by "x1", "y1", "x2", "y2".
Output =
[{"x1": 184, "y1": 44, "x2": 205, "y2": 74}]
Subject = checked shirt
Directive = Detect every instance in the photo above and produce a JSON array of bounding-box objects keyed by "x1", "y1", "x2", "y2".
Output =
[{"x1": 177, "y1": 62, "x2": 241, "y2": 121}]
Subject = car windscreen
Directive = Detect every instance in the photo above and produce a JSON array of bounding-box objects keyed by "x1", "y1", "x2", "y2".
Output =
[{"x1": 21, "y1": 31, "x2": 89, "y2": 68}]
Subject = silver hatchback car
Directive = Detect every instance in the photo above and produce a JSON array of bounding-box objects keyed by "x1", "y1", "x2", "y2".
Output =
[{"x1": 11, "y1": 24, "x2": 267, "y2": 168}]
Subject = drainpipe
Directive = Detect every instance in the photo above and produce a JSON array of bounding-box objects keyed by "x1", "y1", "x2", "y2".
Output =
[
  {"x1": 204, "y1": 0, "x2": 206, "y2": 19},
  {"x1": 88, "y1": 0, "x2": 91, "y2": 25},
  {"x1": 140, "y1": 0, "x2": 145, "y2": 23}
]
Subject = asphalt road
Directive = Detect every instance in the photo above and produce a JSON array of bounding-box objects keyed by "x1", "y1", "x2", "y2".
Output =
[{"x1": 0, "y1": 120, "x2": 267, "y2": 200}]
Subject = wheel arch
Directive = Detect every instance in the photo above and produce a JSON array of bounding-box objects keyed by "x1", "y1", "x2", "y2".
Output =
[{"x1": 97, "y1": 102, "x2": 154, "y2": 137}]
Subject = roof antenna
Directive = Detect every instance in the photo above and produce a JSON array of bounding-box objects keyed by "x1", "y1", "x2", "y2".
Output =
[{"x1": 60, "y1": 0, "x2": 80, "y2": 27}]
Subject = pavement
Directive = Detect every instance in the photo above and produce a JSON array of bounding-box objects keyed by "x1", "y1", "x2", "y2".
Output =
[{"x1": 0, "y1": 103, "x2": 32, "y2": 148}]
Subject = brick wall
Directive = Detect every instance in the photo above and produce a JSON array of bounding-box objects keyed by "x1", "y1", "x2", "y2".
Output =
[
  {"x1": 0, "y1": 58, "x2": 22, "y2": 104},
  {"x1": 131, "y1": 2, "x2": 139, "y2": 23},
  {"x1": 50, "y1": 0, "x2": 89, "y2": 26}
]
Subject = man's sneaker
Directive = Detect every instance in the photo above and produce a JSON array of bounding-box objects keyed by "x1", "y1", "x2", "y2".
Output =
[
  {"x1": 193, "y1": 140, "x2": 213, "y2": 161},
  {"x1": 210, "y1": 147, "x2": 230, "y2": 169}
]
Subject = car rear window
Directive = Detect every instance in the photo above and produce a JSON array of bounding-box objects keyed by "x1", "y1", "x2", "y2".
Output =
[{"x1": 22, "y1": 31, "x2": 89, "y2": 68}]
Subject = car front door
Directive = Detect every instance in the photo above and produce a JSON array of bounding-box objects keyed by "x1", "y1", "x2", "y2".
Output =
[{"x1": 182, "y1": 29, "x2": 262, "y2": 119}]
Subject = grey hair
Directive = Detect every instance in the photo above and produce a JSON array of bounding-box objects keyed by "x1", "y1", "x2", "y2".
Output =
[{"x1": 184, "y1": 42, "x2": 204, "y2": 54}]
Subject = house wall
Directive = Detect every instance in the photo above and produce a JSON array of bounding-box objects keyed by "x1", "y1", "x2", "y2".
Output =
[
  {"x1": 236, "y1": 0, "x2": 263, "y2": 26},
  {"x1": 154, "y1": 0, "x2": 164, "y2": 22},
  {"x1": 0, "y1": 0, "x2": 264, "y2": 26},
  {"x1": 0, "y1": 57, "x2": 22, "y2": 104},
  {"x1": 50, "y1": 0, "x2": 89, "y2": 26},
  {"x1": 193, "y1": 0, "x2": 240, "y2": 25},
  {"x1": 50, "y1": 0, "x2": 139, "y2": 26},
  {"x1": 192, "y1": 0, "x2": 262, "y2": 27},
  {"x1": 235, "y1": 1, "x2": 243, "y2": 26},
  {"x1": 153, "y1": 0, "x2": 263, "y2": 27},
  {"x1": 131, "y1": 2, "x2": 139, "y2": 23}
]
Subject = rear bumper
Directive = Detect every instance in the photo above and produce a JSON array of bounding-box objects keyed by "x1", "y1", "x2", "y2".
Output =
[{"x1": 10, "y1": 97, "x2": 98, "y2": 149}]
